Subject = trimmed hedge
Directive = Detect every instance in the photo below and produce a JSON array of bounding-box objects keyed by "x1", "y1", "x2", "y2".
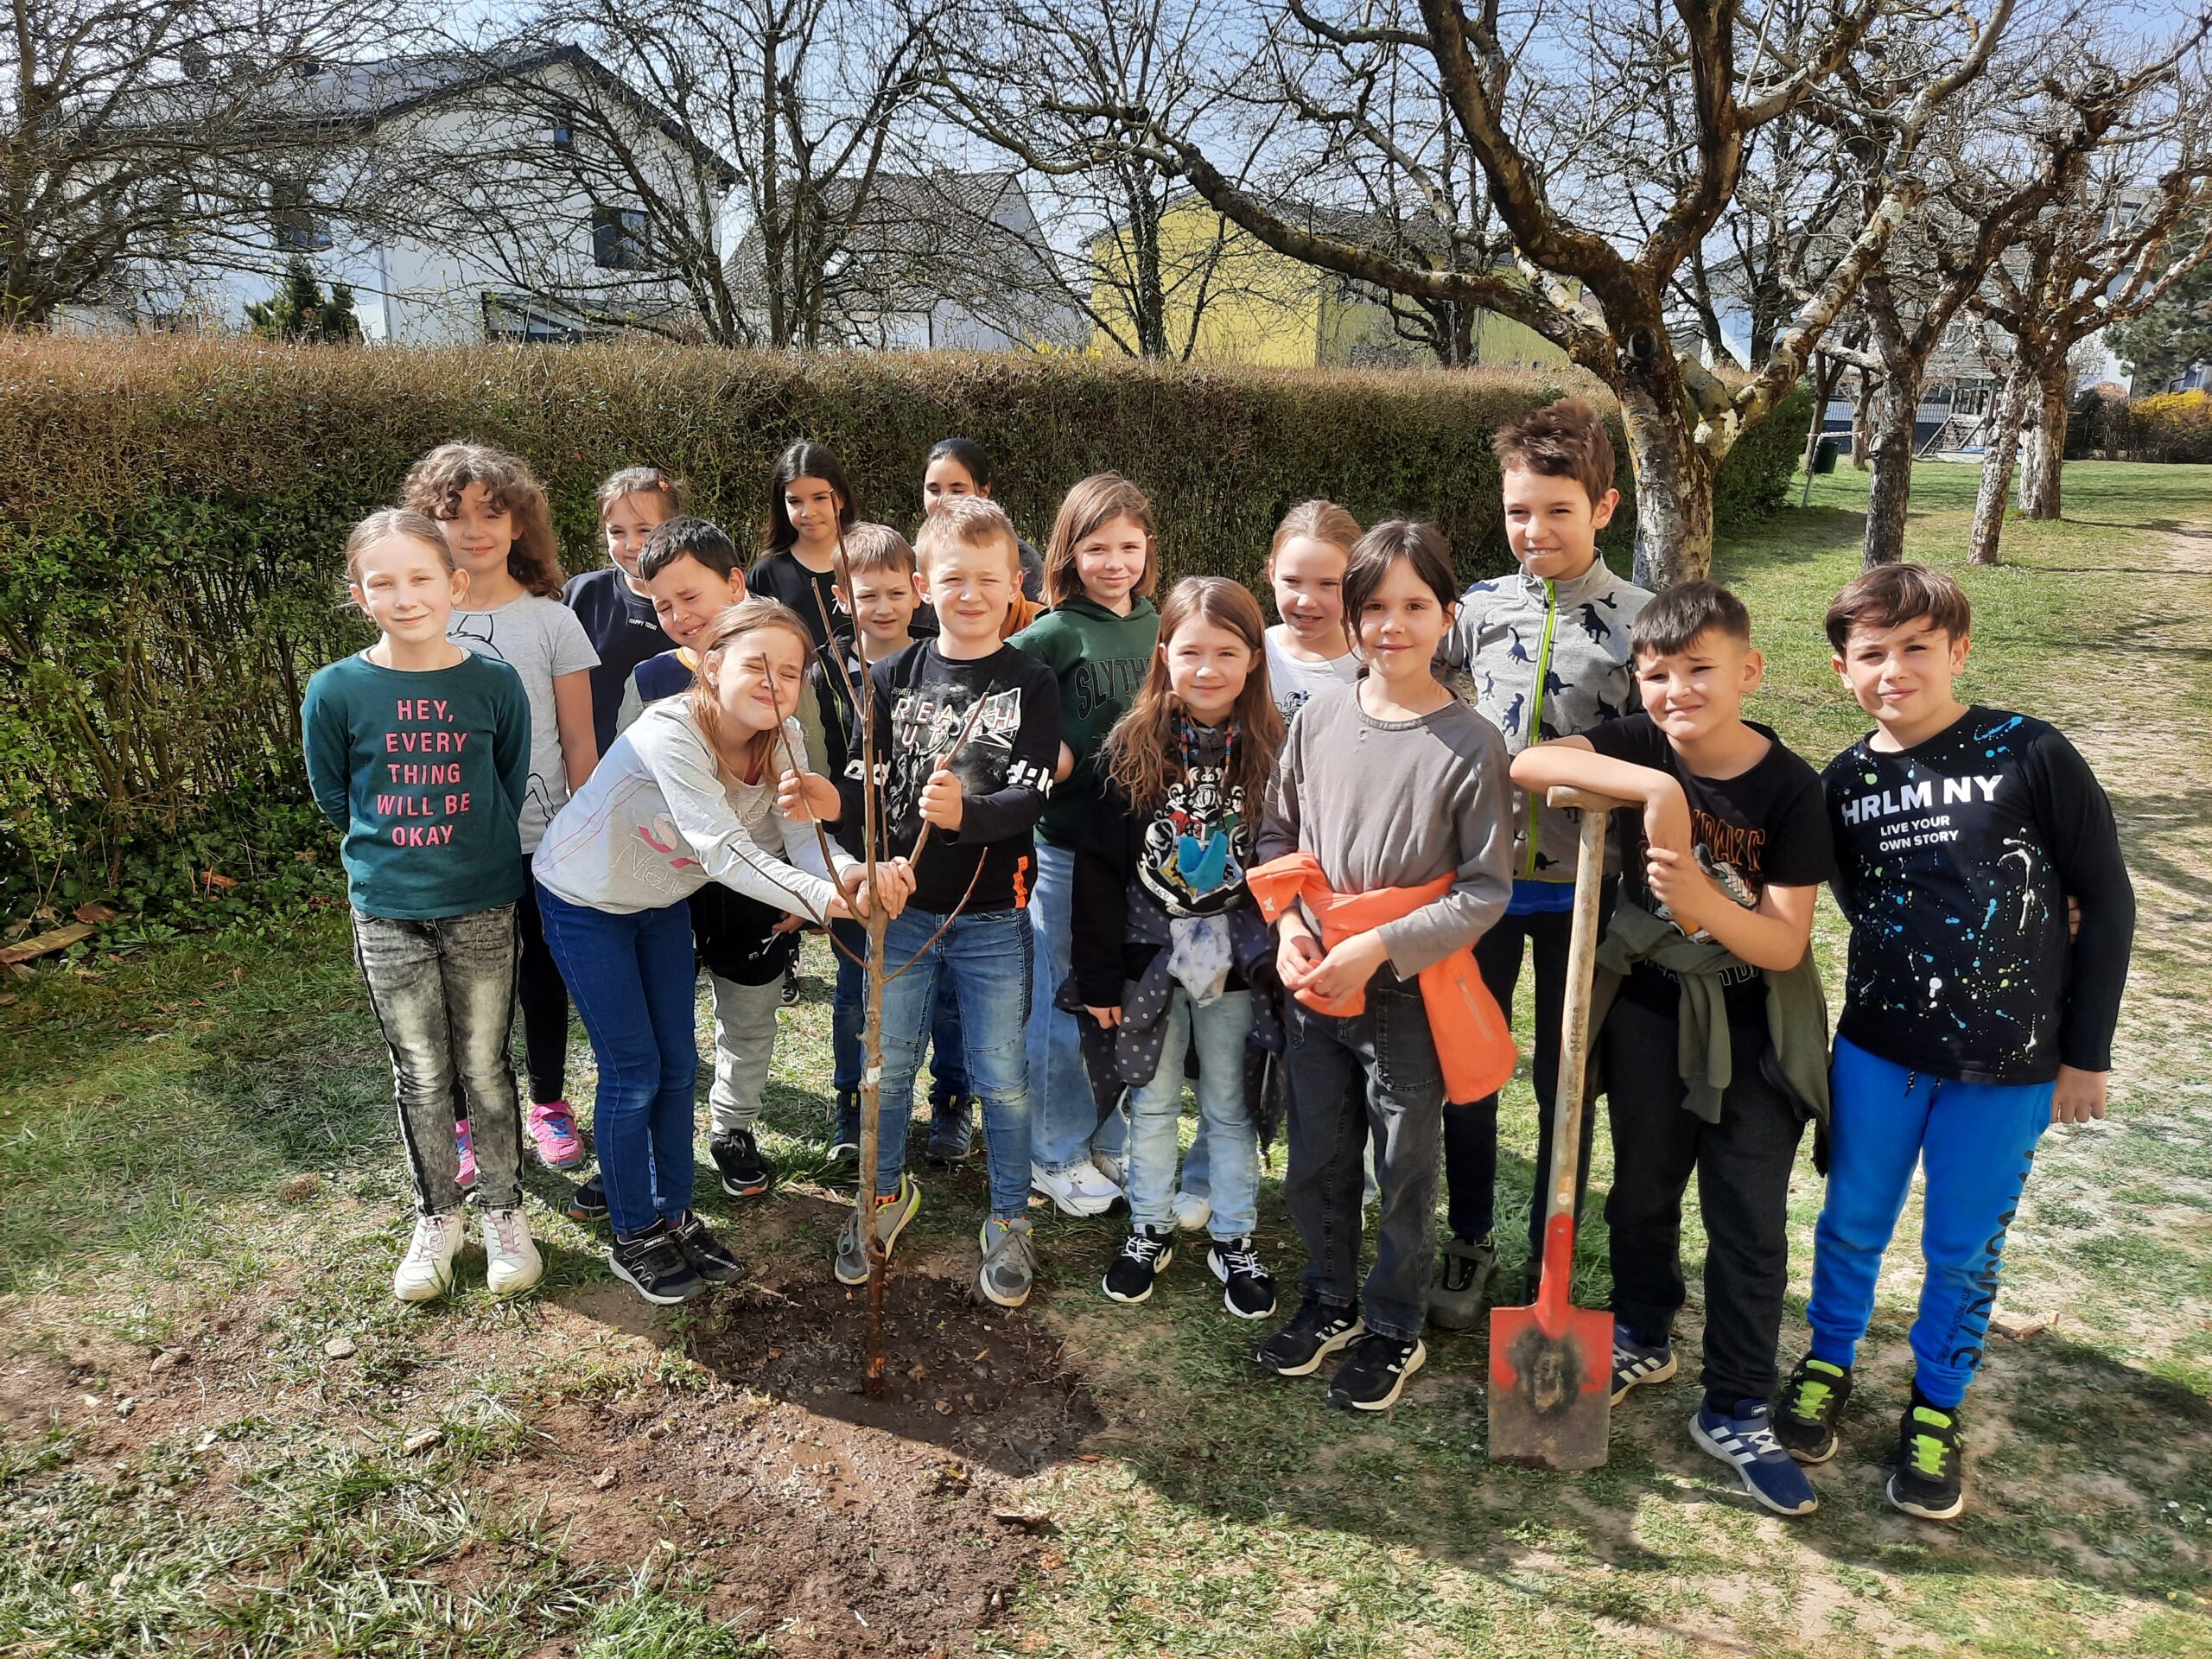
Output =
[{"x1": 0, "y1": 338, "x2": 1809, "y2": 880}]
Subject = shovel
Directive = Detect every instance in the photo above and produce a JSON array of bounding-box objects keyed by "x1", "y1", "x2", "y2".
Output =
[{"x1": 1487, "y1": 785, "x2": 1629, "y2": 1471}]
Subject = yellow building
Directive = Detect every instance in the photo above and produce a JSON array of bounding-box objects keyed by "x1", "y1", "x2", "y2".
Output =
[{"x1": 1088, "y1": 196, "x2": 1572, "y2": 371}]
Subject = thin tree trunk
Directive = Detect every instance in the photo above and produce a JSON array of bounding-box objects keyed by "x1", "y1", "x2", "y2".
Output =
[
  {"x1": 1862, "y1": 365, "x2": 1923, "y2": 567},
  {"x1": 1968, "y1": 365, "x2": 2033, "y2": 565},
  {"x1": 1850, "y1": 368, "x2": 1875, "y2": 468},
  {"x1": 1801, "y1": 353, "x2": 1845, "y2": 508},
  {"x1": 1619, "y1": 385, "x2": 1715, "y2": 588},
  {"x1": 2019, "y1": 361, "x2": 2069, "y2": 520}
]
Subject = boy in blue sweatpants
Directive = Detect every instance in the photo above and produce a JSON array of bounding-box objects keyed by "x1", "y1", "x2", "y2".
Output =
[{"x1": 1776, "y1": 563, "x2": 2134, "y2": 1520}]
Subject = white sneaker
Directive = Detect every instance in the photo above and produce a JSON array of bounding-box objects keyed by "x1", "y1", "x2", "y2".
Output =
[
  {"x1": 1090, "y1": 1149, "x2": 1128, "y2": 1191},
  {"x1": 481, "y1": 1207, "x2": 543, "y2": 1297},
  {"x1": 392, "y1": 1211, "x2": 466, "y2": 1303},
  {"x1": 1172, "y1": 1190, "x2": 1213, "y2": 1232},
  {"x1": 1031, "y1": 1161, "x2": 1119, "y2": 1217}
]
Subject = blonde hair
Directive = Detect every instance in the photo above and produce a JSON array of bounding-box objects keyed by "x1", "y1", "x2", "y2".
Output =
[
  {"x1": 1104, "y1": 576, "x2": 1282, "y2": 817},
  {"x1": 597, "y1": 465, "x2": 687, "y2": 525},
  {"x1": 1267, "y1": 499, "x2": 1362, "y2": 568},
  {"x1": 838, "y1": 522, "x2": 918, "y2": 582},
  {"x1": 686, "y1": 597, "x2": 817, "y2": 783},
  {"x1": 914, "y1": 494, "x2": 1021, "y2": 577},
  {"x1": 400, "y1": 442, "x2": 565, "y2": 599},
  {"x1": 1043, "y1": 473, "x2": 1158, "y2": 607},
  {"x1": 344, "y1": 508, "x2": 454, "y2": 584}
]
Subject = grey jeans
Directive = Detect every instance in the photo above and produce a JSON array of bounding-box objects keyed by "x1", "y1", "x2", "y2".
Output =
[
  {"x1": 1281, "y1": 972, "x2": 1446, "y2": 1343},
  {"x1": 708, "y1": 970, "x2": 785, "y2": 1135},
  {"x1": 352, "y1": 905, "x2": 525, "y2": 1215}
]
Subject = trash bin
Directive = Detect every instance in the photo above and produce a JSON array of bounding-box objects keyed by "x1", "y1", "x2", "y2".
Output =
[{"x1": 1813, "y1": 436, "x2": 1840, "y2": 474}]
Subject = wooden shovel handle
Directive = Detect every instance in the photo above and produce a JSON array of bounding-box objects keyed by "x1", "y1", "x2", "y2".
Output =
[{"x1": 1534, "y1": 786, "x2": 1633, "y2": 1331}]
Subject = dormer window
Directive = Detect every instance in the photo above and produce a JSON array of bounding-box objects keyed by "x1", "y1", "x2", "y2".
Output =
[{"x1": 272, "y1": 181, "x2": 331, "y2": 252}]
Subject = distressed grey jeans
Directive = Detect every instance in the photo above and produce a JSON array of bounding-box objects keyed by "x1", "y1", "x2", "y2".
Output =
[{"x1": 352, "y1": 904, "x2": 525, "y2": 1215}]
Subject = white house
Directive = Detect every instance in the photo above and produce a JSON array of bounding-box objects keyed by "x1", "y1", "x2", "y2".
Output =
[{"x1": 67, "y1": 46, "x2": 737, "y2": 346}]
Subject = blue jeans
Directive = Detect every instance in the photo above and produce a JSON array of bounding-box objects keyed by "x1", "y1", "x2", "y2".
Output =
[
  {"x1": 1807, "y1": 1034, "x2": 2054, "y2": 1408},
  {"x1": 536, "y1": 882, "x2": 698, "y2": 1238},
  {"x1": 1281, "y1": 974, "x2": 1446, "y2": 1344},
  {"x1": 876, "y1": 905, "x2": 1034, "y2": 1217},
  {"x1": 1128, "y1": 988, "x2": 1258, "y2": 1239},
  {"x1": 833, "y1": 918, "x2": 969, "y2": 1109},
  {"x1": 1027, "y1": 840, "x2": 1125, "y2": 1173}
]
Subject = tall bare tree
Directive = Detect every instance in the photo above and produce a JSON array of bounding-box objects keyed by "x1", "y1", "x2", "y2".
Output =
[
  {"x1": 1967, "y1": 94, "x2": 2212, "y2": 558},
  {"x1": 1, "y1": 0, "x2": 431, "y2": 329},
  {"x1": 1046, "y1": 0, "x2": 2012, "y2": 584}
]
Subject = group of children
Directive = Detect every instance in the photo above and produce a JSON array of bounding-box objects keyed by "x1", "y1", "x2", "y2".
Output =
[{"x1": 302, "y1": 399, "x2": 2134, "y2": 1525}]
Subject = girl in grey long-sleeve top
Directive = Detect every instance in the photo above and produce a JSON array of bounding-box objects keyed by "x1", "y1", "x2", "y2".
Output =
[{"x1": 1253, "y1": 521, "x2": 1515, "y2": 1410}]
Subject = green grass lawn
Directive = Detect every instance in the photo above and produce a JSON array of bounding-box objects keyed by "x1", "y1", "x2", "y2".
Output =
[{"x1": 3, "y1": 460, "x2": 2209, "y2": 1658}]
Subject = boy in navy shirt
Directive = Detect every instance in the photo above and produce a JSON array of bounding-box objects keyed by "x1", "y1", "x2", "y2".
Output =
[{"x1": 1777, "y1": 563, "x2": 2133, "y2": 1521}]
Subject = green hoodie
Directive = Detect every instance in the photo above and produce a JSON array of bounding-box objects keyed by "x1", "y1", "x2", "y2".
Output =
[{"x1": 1009, "y1": 594, "x2": 1160, "y2": 847}]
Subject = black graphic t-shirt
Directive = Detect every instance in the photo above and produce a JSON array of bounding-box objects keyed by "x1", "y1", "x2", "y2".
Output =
[
  {"x1": 1825, "y1": 706, "x2": 2134, "y2": 1084},
  {"x1": 839, "y1": 640, "x2": 1060, "y2": 915},
  {"x1": 1587, "y1": 714, "x2": 1834, "y2": 1019}
]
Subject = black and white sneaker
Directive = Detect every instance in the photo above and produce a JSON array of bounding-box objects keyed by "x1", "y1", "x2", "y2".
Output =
[
  {"x1": 1774, "y1": 1356, "x2": 1853, "y2": 1464},
  {"x1": 1611, "y1": 1324, "x2": 1679, "y2": 1403},
  {"x1": 924, "y1": 1093, "x2": 976, "y2": 1164},
  {"x1": 1103, "y1": 1226, "x2": 1175, "y2": 1304},
  {"x1": 1888, "y1": 1399, "x2": 1967, "y2": 1520},
  {"x1": 668, "y1": 1211, "x2": 746, "y2": 1285},
  {"x1": 1328, "y1": 1332, "x2": 1427, "y2": 1411},
  {"x1": 1207, "y1": 1236, "x2": 1278, "y2": 1320},
  {"x1": 1255, "y1": 1294, "x2": 1364, "y2": 1377},
  {"x1": 780, "y1": 962, "x2": 802, "y2": 1007},
  {"x1": 564, "y1": 1173, "x2": 608, "y2": 1224},
  {"x1": 829, "y1": 1090, "x2": 861, "y2": 1162},
  {"x1": 710, "y1": 1128, "x2": 772, "y2": 1198},
  {"x1": 608, "y1": 1222, "x2": 704, "y2": 1306},
  {"x1": 1691, "y1": 1398, "x2": 1819, "y2": 1516}
]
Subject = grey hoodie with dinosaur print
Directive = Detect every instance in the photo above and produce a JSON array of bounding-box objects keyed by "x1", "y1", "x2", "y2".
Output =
[{"x1": 1438, "y1": 556, "x2": 1652, "y2": 886}]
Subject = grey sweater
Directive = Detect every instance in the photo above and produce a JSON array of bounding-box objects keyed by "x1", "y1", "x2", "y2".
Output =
[
  {"x1": 1257, "y1": 681, "x2": 1514, "y2": 977},
  {"x1": 1439, "y1": 557, "x2": 1651, "y2": 882}
]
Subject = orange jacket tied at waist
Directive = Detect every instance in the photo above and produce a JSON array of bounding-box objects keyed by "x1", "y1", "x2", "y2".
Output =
[{"x1": 1246, "y1": 851, "x2": 1516, "y2": 1103}]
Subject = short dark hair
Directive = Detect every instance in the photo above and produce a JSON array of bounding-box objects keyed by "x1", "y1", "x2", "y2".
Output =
[
  {"x1": 639, "y1": 516, "x2": 741, "y2": 582},
  {"x1": 1630, "y1": 580, "x2": 1752, "y2": 658},
  {"x1": 1824, "y1": 563, "x2": 1973, "y2": 652},
  {"x1": 1493, "y1": 397, "x2": 1616, "y2": 508},
  {"x1": 1341, "y1": 519, "x2": 1458, "y2": 627}
]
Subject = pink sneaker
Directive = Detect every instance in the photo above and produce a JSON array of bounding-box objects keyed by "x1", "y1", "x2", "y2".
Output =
[
  {"x1": 454, "y1": 1118, "x2": 478, "y2": 1189},
  {"x1": 526, "y1": 1099, "x2": 585, "y2": 1171}
]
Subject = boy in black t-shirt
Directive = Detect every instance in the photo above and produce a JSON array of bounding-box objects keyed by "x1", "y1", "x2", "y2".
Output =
[
  {"x1": 827, "y1": 496, "x2": 1060, "y2": 1309},
  {"x1": 1515, "y1": 582, "x2": 1833, "y2": 1519},
  {"x1": 1774, "y1": 564, "x2": 2133, "y2": 1522}
]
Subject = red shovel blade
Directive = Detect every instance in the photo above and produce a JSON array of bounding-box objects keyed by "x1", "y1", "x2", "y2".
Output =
[{"x1": 1487, "y1": 1214, "x2": 1611, "y2": 1470}]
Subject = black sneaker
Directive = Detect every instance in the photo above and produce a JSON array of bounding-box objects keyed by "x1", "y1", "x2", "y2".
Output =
[
  {"x1": 1774, "y1": 1357, "x2": 1853, "y2": 1464},
  {"x1": 710, "y1": 1128, "x2": 772, "y2": 1198},
  {"x1": 1207, "y1": 1236, "x2": 1278, "y2": 1320},
  {"x1": 829, "y1": 1090, "x2": 861, "y2": 1161},
  {"x1": 607, "y1": 1222, "x2": 704, "y2": 1305},
  {"x1": 780, "y1": 962, "x2": 802, "y2": 1007},
  {"x1": 1328, "y1": 1332, "x2": 1427, "y2": 1411},
  {"x1": 1103, "y1": 1226, "x2": 1174, "y2": 1303},
  {"x1": 564, "y1": 1173, "x2": 608, "y2": 1224},
  {"x1": 1888, "y1": 1398, "x2": 1966, "y2": 1520},
  {"x1": 1255, "y1": 1294, "x2": 1364, "y2": 1377},
  {"x1": 668, "y1": 1211, "x2": 746, "y2": 1285},
  {"x1": 925, "y1": 1092, "x2": 976, "y2": 1164}
]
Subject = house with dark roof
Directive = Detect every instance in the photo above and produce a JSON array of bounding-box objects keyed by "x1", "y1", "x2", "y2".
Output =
[
  {"x1": 66, "y1": 45, "x2": 737, "y2": 345},
  {"x1": 722, "y1": 169, "x2": 1084, "y2": 351}
]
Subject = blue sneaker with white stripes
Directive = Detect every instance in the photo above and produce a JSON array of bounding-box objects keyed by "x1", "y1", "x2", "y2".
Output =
[
  {"x1": 1691, "y1": 1399, "x2": 1820, "y2": 1516},
  {"x1": 1610, "y1": 1325, "x2": 1678, "y2": 1402}
]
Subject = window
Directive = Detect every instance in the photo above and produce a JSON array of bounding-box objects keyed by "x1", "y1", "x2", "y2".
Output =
[
  {"x1": 551, "y1": 108, "x2": 573, "y2": 149},
  {"x1": 591, "y1": 206, "x2": 648, "y2": 270},
  {"x1": 272, "y1": 181, "x2": 331, "y2": 252}
]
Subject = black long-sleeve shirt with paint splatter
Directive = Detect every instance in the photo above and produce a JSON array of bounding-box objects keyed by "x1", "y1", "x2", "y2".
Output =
[{"x1": 1823, "y1": 706, "x2": 2134, "y2": 1085}]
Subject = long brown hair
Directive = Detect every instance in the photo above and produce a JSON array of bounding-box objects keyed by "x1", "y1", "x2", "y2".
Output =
[
  {"x1": 686, "y1": 597, "x2": 817, "y2": 783},
  {"x1": 1042, "y1": 473, "x2": 1158, "y2": 607},
  {"x1": 401, "y1": 442, "x2": 565, "y2": 599},
  {"x1": 1104, "y1": 576, "x2": 1282, "y2": 817}
]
